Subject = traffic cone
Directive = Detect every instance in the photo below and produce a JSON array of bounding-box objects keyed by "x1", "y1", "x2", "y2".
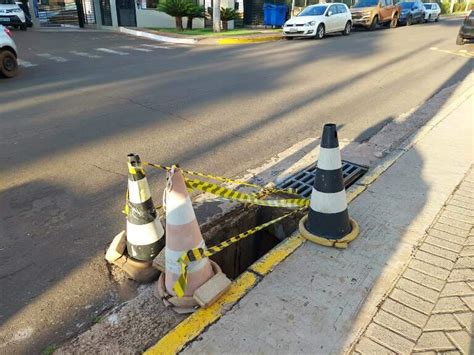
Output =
[
  {"x1": 299, "y1": 123, "x2": 359, "y2": 248},
  {"x1": 126, "y1": 153, "x2": 165, "y2": 261},
  {"x1": 154, "y1": 166, "x2": 230, "y2": 313}
]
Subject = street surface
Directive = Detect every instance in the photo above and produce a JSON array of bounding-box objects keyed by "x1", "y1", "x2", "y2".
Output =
[{"x1": 0, "y1": 18, "x2": 473, "y2": 352}]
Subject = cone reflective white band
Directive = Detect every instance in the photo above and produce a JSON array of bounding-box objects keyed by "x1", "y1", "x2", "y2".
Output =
[
  {"x1": 166, "y1": 241, "x2": 208, "y2": 274},
  {"x1": 317, "y1": 147, "x2": 342, "y2": 171},
  {"x1": 127, "y1": 220, "x2": 165, "y2": 245},
  {"x1": 166, "y1": 196, "x2": 195, "y2": 226},
  {"x1": 128, "y1": 178, "x2": 152, "y2": 204},
  {"x1": 310, "y1": 189, "x2": 347, "y2": 214}
]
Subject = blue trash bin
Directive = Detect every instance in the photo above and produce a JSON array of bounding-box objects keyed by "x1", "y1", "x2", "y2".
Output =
[{"x1": 263, "y1": 3, "x2": 287, "y2": 27}]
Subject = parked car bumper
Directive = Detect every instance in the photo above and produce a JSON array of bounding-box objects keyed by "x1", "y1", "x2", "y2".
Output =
[
  {"x1": 0, "y1": 15, "x2": 25, "y2": 26},
  {"x1": 459, "y1": 26, "x2": 474, "y2": 39},
  {"x1": 283, "y1": 25, "x2": 317, "y2": 37},
  {"x1": 352, "y1": 16, "x2": 372, "y2": 27}
]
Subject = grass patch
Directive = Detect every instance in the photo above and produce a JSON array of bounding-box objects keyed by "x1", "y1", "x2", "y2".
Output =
[
  {"x1": 148, "y1": 28, "x2": 281, "y2": 36},
  {"x1": 41, "y1": 344, "x2": 57, "y2": 355}
]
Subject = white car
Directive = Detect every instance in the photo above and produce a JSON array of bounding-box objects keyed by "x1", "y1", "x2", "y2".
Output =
[
  {"x1": 0, "y1": 24, "x2": 18, "y2": 78},
  {"x1": 283, "y1": 3, "x2": 352, "y2": 40},
  {"x1": 423, "y1": 2, "x2": 440, "y2": 22},
  {"x1": 0, "y1": 0, "x2": 27, "y2": 30}
]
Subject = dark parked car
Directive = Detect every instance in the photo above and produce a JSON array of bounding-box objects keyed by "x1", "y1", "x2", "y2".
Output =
[
  {"x1": 398, "y1": 0, "x2": 425, "y2": 25},
  {"x1": 457, "y1": 10, "x2": 474, "y2": 45}
]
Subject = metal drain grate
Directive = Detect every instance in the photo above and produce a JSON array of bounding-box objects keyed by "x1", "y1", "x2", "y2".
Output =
[{"x1": 277, "y1": 161, "x2": 368, "y2": 198}]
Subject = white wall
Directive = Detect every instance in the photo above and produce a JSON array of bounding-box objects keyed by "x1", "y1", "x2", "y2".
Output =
[{"x1": 136, "y1": 9, "x2": 205, "y2": 28}]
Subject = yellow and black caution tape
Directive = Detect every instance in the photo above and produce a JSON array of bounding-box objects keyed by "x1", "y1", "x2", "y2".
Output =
[
  {"x1": 173, "y1": 208, "x2": 304, "y2": 297},
  {"x1": 184, "y1": 178, "x2": 309, "y2": 209}
]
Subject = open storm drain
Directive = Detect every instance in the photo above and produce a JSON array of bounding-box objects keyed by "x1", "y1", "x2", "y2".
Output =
[
  {"x1": 276, "y1": 160, "x2": 369, "y2": 198},
  {"x1": 209, "y1": 160, "x2": 368, "y2": 279}
]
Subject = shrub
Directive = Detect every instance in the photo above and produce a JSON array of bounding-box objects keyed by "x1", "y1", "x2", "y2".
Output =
[
  {"x1": 220, "y1": 7, "x2": 236, "y2": 30},
  {"x1": 438, "y1": 0, "x2": 450, "y2": 14},
  {"x1": 157, "y1": 0, "x2": 192, "y2": 31},
  {"x1": 186, "y1": 3, "x2": 205, "y2": 30}
]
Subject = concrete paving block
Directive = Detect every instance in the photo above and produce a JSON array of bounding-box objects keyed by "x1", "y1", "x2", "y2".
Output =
[
  {"x1": 438, "y1": 216, "x2": 472, "y2": 231},
  {"x1": 445, "y1": 205, "x2": 474, "y2": 218},
  {"x1": 446, "y1": 331, "x2": 472, "y2": 355},
  {"x1": 413, "y1": 331, "x2": 456, "y2": 352},
  {"x1": 105, "y1": 231, "x2": 126, "y2": 263},
  {"x1": 465, "y1": 237, "x2": 474, "y2": 246},
  {"x1": 404, "y1": 268, "x2": 446, "y2": 291},
  {"x1": 373, "y1": 310, "x2": 422, "y2": 341},
  {"x1": 414, "y1": 250, "x2": 455, "y2": 271},
  {"x1": 460, "y1": 246, "x2": 474, "y2": 257},
  {"x1": 460, "y1": 295, "x2": 474, "y2": 311},
  {"x1": 366, "y1": 323, "x2": 415, "y2": 354},
  {"x1": 409, "y1": 259, "x2": 451, "y2": 281},
  {"x1": 425, "y1": 236, "x2": 463, "y2": 254},
  {"x1": 454, "y1": 257, "x2": 474, "y2": 269},
  {"x1": 450, "y1": 199, "x2": 474, "y2": 211},
  {"x1": 453, "y1": 312, "x2": 473, "y2": 335},
  {"x1": 419, "y1": 243, "x2": 458, "y2": 262},
  {"x1": 448, "y1": 269, "x2": 474, "y2": 282},
  {"x1": 432, "y1": 223, "x2": 469, "y2": 238},
  {"x1": 381, "y1": 299, "x2": 429, "y2": 328},
  {"x1": 429, "y1": 228, "x2": 466, "y2": 245},
  {"x1": 397, "y1": 278, "x2": 439, "y2": 303},
  {"x1": 423, "y1": 314, "x2": 463, "y2": 331},
  {"x1": 441, "y1": 282, "x2": 474, "y2": 297},
  {"x1": 389, "y1": 288, "x2": 434, "y2": 315},
  {"x1": 355, "y1": 337, "x2": 396, "y2": 354},
  {"x1": 451, "y1": 193, "x2": 474, "y2": 205},
  {"x1": 193, "y1": 272, "x2": 231, "y2": 308},
  {"x1": 433, "y1": 297, "x2": 469, "y2": 314},
  {"x1": 440, "y1": 209, "x2": 473, "y2": 224}
]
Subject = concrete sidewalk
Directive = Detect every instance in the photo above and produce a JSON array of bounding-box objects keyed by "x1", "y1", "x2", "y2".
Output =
[{"x1": 180, "y1": 87, "x2": 473, "y2": 352}]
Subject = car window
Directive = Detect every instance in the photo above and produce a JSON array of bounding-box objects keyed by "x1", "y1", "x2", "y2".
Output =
[
  {"x1": 353, "y1": 0, "x2": 378, "y2": 8},
  {"x1": 0, "y1": 0, "x2": 17, "y2": 4},
  {"x1": 339, "y1": 4, "x2": 348, "y2": 13},
  {"x1": 469, "y1": 10, "x2": 474, "y2": 18},
  {"x1": 385, "y1": 0, "x2": 393, "y2": 6},
  {"x1": 298, "y1": 5, "x2": 328, "y2": 16},
  {"x1": 327, "y1": 5, "x2": 337, "y2": 14},
  {"x1": 424, "y1": 4, "x2": 432, "y2": 9}
]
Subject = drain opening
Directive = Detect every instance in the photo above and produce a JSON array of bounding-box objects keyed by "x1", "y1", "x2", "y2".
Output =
[{"x1": 206, "y1": 160, "x2": 368, "y2": 280}]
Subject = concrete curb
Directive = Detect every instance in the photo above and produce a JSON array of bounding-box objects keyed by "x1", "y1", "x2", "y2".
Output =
[
  {"x1": 144, "y1": 80, "x2": 474, "y2": 355},
  {"x1": 118, "y1": 27, "x2": 197, "y2": 45}
]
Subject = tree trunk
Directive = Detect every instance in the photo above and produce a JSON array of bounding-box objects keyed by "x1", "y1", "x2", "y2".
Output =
[
  {"x1": 187, "y1": 16, "x2": 193, "y2": 30},
  {"x1": 176, "y1": 16, "x2": 183, "y2": 31},
  {"x1": 449, "y1": 0, "x2": 455, "y2": 13},
  {"x1": 222, "y1": 20, "x2": 228, "y2": 30},
  {"x1": 213, "y1": 0, "x2": 221, "y2": 32}
]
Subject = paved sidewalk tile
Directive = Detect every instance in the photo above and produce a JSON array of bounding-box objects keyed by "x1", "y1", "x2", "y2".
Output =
[{"x1": 353, "y1": 169, "x2": 474, "y2": 354}]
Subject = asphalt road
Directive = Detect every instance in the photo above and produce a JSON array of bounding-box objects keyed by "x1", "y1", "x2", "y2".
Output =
[{"x1": 1, "y1": 19, "x2": 473, "y2": 352}]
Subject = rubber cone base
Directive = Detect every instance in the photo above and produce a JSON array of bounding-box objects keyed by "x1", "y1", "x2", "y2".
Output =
[{"x1": 299, "y1": 215, "x2": 359, "y2": 249}]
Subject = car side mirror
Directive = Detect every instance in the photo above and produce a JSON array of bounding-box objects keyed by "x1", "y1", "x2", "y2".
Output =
[{"x1": 327, "y1": 10, "x2": 333, "y2": 16}]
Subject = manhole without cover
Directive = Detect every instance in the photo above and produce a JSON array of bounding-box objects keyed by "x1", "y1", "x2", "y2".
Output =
[{"x1": 277, "y1": 160, "x2": 368, "y2": 198}]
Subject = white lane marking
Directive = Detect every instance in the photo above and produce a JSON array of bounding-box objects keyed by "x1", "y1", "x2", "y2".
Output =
[
  {"x1": 36, "y1": 53, "x2": 68, "y2": 62},
  {"x1": 141, "y1": 44, "x2": 171, "y2": 49},
  {"x1": 119, "y1": 45, "x2": 153, "y2": 52},
  {"x1": 429, "y1": 47, "x2": 474, "y2": 58},
  {"x1": 17, "y1": 59, "x2": 37, "y2": 68},
  {"x1": 70, "y1": 50, "x2": 102, "y2": 58},
  {"x1": 95, "y1": 48, "x2": 129, "y2": 56}
]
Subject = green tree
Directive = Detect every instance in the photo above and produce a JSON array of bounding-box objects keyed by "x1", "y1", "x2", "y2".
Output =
[
  {"x1": 220, "y1": 7, "x2": 236, "y2": 30},
  {"x1": 157, "y1": 0, "x2": 192, "y2": 31},
  {"x1": 186, "y1": 3, "x2": 206, "y2": 30}
]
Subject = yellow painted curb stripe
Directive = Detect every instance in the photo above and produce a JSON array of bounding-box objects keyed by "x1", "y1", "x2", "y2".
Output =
[
  {"x1": 145, "y1": 271, "x2": 258, "y2": 355},
  {"x1": 217, "y1": 36, "x2": 282, "y2": 44},
  {"x1": 250, "y1": 234, "x2": 305, "y2": 276}
]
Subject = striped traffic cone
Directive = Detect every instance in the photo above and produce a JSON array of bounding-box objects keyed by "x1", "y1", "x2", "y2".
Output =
[
  {"x1": 163, "y1": 167, "x2": 215, "y2": 297},
  {"x1": 126, "y1": 153, "x2": 165, "y2": 261},
  {"x1": 299, "y1": 123, "x2": 359, "y2": 248}
]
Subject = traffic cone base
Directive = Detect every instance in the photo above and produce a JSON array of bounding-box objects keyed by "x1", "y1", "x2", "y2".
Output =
[
  {"x1": 126, "y1": 219, "x2": 165, "y2": 261},
  {"x1": 105, "y1": 230, "x2": 159, "y2": 283},
  {"x1": 299, "y1": 215, "x2": 359, "y2": 249}
]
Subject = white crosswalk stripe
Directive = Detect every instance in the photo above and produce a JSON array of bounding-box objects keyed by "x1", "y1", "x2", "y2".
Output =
[
  {"x1": 95, "y1": 48, "x2": 129, "y2": 55},
  {"x1": 36, "y1": 53, "x2": 68, "y2": 62},
  {"x1": 17, "y1": 59, "x2": 38, "y2": 68},
  {"x1": 70, "y1": 50, "x2": 102, "y2": 58},
  {"x1": 141, "y1": 44, "x2": 171, "y2": 50},
  {"x1": 119, "y1": 45, "x2": 153, "y2": 52}
]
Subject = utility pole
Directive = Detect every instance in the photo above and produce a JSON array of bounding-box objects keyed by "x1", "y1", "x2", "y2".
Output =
[{"x1": 213, "y1": 0, "x2": 221, "y2": 32}]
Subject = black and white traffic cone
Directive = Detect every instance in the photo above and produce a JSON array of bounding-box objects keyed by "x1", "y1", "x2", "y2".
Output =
[
  {"x1": 299, "y1": 123, "x2": 359, "y2": 248},
  {"x1": 126, "y1": 153, "x2": 165, "y2": 261}
]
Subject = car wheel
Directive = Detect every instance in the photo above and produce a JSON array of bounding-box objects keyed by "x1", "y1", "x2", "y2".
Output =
[
  {"x1": 285, "y1": 36, "x2": 293, "y2": 40},
  {"x1": 0, "y1": 50, "x2": 19, "y2": 78},
  {"x1": 426, "y1": 14, "x2": 431, "y2": 23},
  {"x1": 20, "y1": 24, "x2": 27, "y2": 31},
  {"x1": 456, "y1": 34, "x2": 464, "y2": 45},
  {"x1": 342, "y1": 21, "x2": 351, "y2": 35},
  {"x1": 369, "y1": 15, "x2": 378, "y2": 31},
  {"x1": 435, "y1": 15, "x2": 439, "y2": 22},
  {"x1": 316, "y1": 24, "x2": 325, "y2": 39},
  {"x1": 406, "y1": 15, "x2": 413, "y2": 26},
  {"x1": 390, "y1": 14, "x2": 398, "y2": 28}
]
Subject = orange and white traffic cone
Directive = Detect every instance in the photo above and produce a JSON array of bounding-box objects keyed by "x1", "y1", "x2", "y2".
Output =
[{"x1": 155, "y1": 166, "x2": 230, "y2": 313}]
